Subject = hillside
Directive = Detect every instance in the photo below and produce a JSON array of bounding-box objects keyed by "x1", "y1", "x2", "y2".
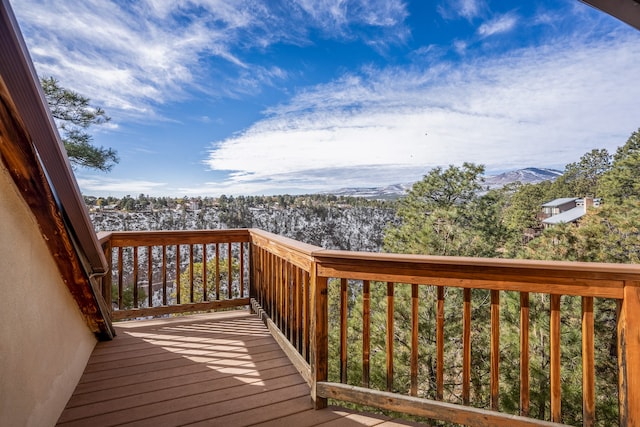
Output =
[{"x1": 89, "y1": 195, "x2": 398, "y2": 252}]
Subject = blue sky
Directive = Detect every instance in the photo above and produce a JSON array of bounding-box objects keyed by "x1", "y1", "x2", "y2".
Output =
[{"x1": 11, "y1": 0, "x2": 640, "y2": 197}]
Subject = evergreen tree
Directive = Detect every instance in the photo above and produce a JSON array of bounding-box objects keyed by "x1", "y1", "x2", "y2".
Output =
[
  {"x1": 554, "y1": 149, "x2": 611, "y2": 198},
  {"x1": 41, "y1": 76, "x2": 118, "y2": 171},
  {"x1": 598, "y1": 128, "x2": 640, "y2": 203}
]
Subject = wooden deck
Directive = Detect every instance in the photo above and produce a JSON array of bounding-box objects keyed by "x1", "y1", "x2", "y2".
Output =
[{"x1": 57, "y1": 310, "x2": 426, "y2": 427}]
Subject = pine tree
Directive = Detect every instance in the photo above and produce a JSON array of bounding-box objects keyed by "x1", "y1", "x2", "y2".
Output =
[{"x1": 41, "y1": 76, "x2": 118, "y2": 171}]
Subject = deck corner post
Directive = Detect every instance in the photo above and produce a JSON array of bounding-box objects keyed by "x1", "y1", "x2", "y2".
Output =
[
  {"x1": 618, "y1": 281, "x2": 640, "y2": 427},
  {"x1": 310, "y1": 260, "x2": 328, "y2": 409}
]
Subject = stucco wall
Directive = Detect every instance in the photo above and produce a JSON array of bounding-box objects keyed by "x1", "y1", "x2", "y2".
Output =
[{"x1": 0, "y1": 162, "x2": 97, "y2": 427}]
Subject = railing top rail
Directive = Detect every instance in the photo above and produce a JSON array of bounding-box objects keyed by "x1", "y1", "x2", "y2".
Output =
[
  {"x1": 313, "y1": 249, "x2": 640, "y2": 298},
  {"x1": 314, "y1": 249, "x2": 640, "y2": 277},
  {"x1": 249, "y1": 228, "x2": 321, "y2": 271},
  {"x1": 98, "y1": 229, "x2": 252, "y2": 247},
  {"x1": 248, "y1": 228, "x2": 321, "y2": 254}
]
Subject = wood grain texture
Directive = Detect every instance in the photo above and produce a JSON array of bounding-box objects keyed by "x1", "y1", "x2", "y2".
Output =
[
  {"x1": 582, "y1": 296, "x2": 594, "y2": 427},
  {"x1": 618, "y1": 282, "x2": 640, "y2": 427},
  {"x1": 520, "y1": 292, "x2": 530, "y2": 417},
  {"x1": 463, "y1": 288, "x2": 471, "y2": 405},
  {"x1": 550, "y1": 294, "x2": 561, "y2": 423}
]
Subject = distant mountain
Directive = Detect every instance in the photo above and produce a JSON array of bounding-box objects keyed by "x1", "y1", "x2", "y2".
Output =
[
  {"x1": 322, "y1": 183, "x2": 413, "y2": 200},
  {"x1": 324, "y1": 168, "x2": 562, "y2": 199},
  {"x1": 483, "y1": 167, "x2": 563, "y2": 189}
]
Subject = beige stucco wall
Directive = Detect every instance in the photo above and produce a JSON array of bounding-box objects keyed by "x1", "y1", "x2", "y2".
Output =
[{"x1": 0, "y1": 162, "x2": 97, "y2": 427}]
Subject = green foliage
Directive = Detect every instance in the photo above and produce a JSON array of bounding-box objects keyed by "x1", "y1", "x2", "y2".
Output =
[
  {"x1": 111, "y1": 283, "x2": 146, "y2": 309},
  {"x1": 384, "y1": 163, "x2": 506, "y2": 257},
  {"x1": 598, "y1": 128, "x2": 640, "y2": 203},
  {"x1": 176, "y1": 257, "x2": 237, "y2": 304},
  {"x1": 555, "y1": 149, "x2": 611, "y2": 198},
  {"x1": 41, "y1": 76, "x2": 118, "y2": 171}
]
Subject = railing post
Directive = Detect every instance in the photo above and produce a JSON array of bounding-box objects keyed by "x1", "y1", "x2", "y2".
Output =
[
  {"x1": 102, "y1": 239, "x2": 112, "y2": 316},
  {"x1": 310, "y1": 260, "x2": 328, "y2": 409},
  {"x1": 618, "y1": 281, "x2": 640, "y2": 427}
]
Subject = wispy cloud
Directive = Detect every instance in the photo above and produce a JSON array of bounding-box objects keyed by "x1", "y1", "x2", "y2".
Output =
[
  {"x1": 77, "y1": 177, "x2": 167, "y2": 194},
  {"x1": 477, "y1": 12, "x2": 518, "y2": 37},
  {"x1": 204, "y1": 32, "x2": 640, "y2": 193},
  {"x1": 13, "y1": 0, "x2": 409, "y2": 121},
  {"x1": 438, "y1": 0, "x2": 486, "y2": 21}
]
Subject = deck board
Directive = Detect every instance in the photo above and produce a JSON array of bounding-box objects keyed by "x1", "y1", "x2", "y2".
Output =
[{"x1": 58, "y1": 310, "x2": 429, "y2": 427}]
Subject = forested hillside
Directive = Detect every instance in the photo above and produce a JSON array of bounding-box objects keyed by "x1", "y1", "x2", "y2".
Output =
[{"x1": 88, "y1": 194, "x2": 398, "y2": 252}]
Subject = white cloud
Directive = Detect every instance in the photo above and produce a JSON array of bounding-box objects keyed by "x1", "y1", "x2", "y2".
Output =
[
  {"x1": 204, "y1": 33, "x2": 640, "y2": 192},
  {"x1": 458, "y1": 0, "x2": 484, "y2": 20},
  {"x1": 438, "y1": 0, "x2": 485, "y2": 21},
  {"x1": 12, "y1": 0, "x2": 408, "y2": 121},
  {"x1": 478, "y1": 12, "x2": 518, "y2": 37},
  {"x1": 77, "y1": 177, "x2": 167, "y2": 195}
]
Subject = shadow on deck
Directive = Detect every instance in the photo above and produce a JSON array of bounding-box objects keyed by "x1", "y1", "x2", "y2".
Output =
[{"x1": 57, "y1": 310, "x2": 425, "y2": 427}]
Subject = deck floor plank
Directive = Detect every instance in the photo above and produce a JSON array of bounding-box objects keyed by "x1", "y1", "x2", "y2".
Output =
[{"x1": 58, "y1": 310, "x2": 429, "y2": 427}]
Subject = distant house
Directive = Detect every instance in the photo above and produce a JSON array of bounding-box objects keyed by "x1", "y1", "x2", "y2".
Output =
[{"x1": 541, "y1": 197, "x2": 600, "y2": 228}]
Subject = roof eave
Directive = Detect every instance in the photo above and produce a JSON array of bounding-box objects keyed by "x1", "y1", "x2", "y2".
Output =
[{"x1": 581, "y1": 0, "x2": 640, "y2": 30}]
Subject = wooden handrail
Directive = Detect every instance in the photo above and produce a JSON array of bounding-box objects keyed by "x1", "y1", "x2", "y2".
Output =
[
  {"x1": 99, "y1": 229, "x2": 251, "y2": 320},
  {"x1": 98, "y1": 229, "x2": 640, "y2": 426}
]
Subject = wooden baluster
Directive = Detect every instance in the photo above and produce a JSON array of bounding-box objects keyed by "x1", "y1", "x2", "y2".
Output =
[
  {"x1": 133, "y1": 246, "x2": 139, "y2": 308},
  {"x1": 386, "y1": 282, "x2": 395, "y2": 392},
  {"x1": 117, "y1": 246, "x2": 123, "y2": 310},
  {"x1": 303, "y1": 270, "x2": 310, "y2": 362},
  {"x1": 411, "y1": 283, "x2": 419, "y2": 397},
  {"x1": 240, "y1": 242, "x2": 245, "y2": 298},
  {"x1": 490, "y1": 289, "x2": 500, "y2": 411},
  {"x1": 436, "y1": 286, "x2": 444, "y2": 400},
  {"x1": 550, "y1": 294, "x2": 561, "y2": 423},
  {"x1": 278, "y1": 256, "x2": 283, "y2": 329},
  {"x1": 268, "y1": 251, "x2": 273, "y2": 318},
  {"x1": 582, "y1": 296, "x2": 595, "y2": 427},
  {"x1": 176, "y1": 245, "x2": 181, "y2": 304},
  {"x1": 340, "y1": 278, "x2": 348, "y2": 384},
  {"x1": 147, "y1": 246, "x2": 153, "y2": 308},
  {"x1": 228, "y1": 243, "x2": 233, "y2": 299},
  {"x1": 215, "y1": 243, "x2": 220, "y2": 300},
  {"x1": 463, "y1": 288, "x2": 471, "y2": 405},
  {"x1": 284, "y1": 261, "x2": 290, "y2": 340},
  {"x1": 520, "y1": 292, "x2": 530, "y2": 417},
  {"x1": 618, "y1": 281, "x2": 640, "y2": 427},
  {"x1": 189, "y1": 244, "x2": 195, "y2": 303},
  {"x1": 294, "y1": 266, "x2": 301, "y2": 352},
  {"x1": 363, "y1": 280, "x2": 371, "y2": 388},
  {"x1": 162, "y1": 245, "x2": 167, "y2": 306},
  {"x1": 310, "y1": 264, "x2": 328, "y2": 409},
  {"x1": 202, "y1": 244, "x2": 208, "y2": 302}
]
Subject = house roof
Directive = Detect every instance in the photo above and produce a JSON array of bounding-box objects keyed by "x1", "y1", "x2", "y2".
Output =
[
  {"x1": 0, "y1": 0, "x2": 106, "y2": 276},
  {"x1": 542, "y1": 206, "x2": 586, "y2": 225},
  {"x1": 0, "y1": 0, "x2": 113, "y2": 338},
  {"x1": 541, "y1": 198, "x2": 579, "y2": 208},
  {"x1": 581, "y1": 0, "x2": 640, "y2": 30}
]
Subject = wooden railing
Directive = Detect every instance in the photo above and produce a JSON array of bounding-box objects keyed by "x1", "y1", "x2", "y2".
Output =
[
  {"x1": 97, "y1": 230, "x2": 250, "y2": 320},
  {"x1": 97, "y1": 228, "x2": 640, "y2": 426}
]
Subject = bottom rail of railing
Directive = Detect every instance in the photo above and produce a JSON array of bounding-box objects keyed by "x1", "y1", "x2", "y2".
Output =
[
  {"x1": 112, "y1": 298, "x2": 250, "y2": 320},
  {"x1": 317, "y1": 382, "x2": 568, "y2": 427}
]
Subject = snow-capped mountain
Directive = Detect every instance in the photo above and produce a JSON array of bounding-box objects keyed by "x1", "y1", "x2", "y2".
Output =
[
  {"x1": 483, "y1": 168, "x2": 562, "y2": 189},
  {"x1": 324, "y1": 168, "x2": 562, "y2": 199}
]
